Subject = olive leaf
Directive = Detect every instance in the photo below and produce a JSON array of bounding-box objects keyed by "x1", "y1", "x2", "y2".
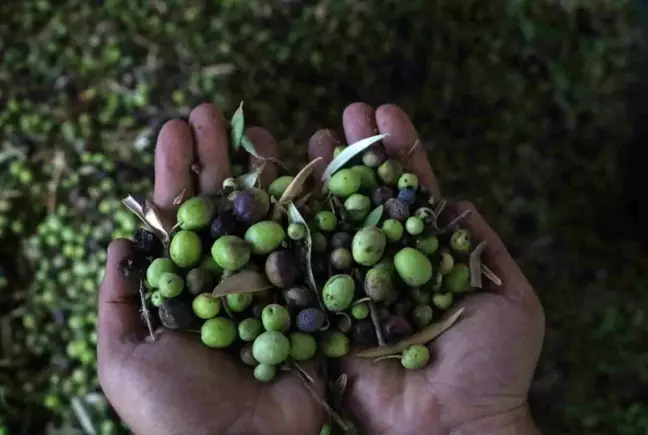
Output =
[
  {"x1": 469, "y1": 240, "x2": 487, "y2": 288},
  {"x1": 279, "y1": 157, "x2": 322, "y2": 204},
  {"x1": 229, "y1": 101, "x2": 245, "y2": 150},
  {"x1": 212, "y1": 270, "x2": 274, "y2": 297},
  {"x1": 271, "y1": 157, "x2": 322, "y2": 220},
  {"x1": 287, "y1": 202, "x2": 329, "y2": 328},
  {"x1": 121, "y1": 195, "x2": 171, "y2": 245},
  {"x1": 236, "y1": 169, "x2": 261, "y2": 189},
  {"x1": 355, "y1": 307, "x2": 465, "y2": 358},
  {"x1": 363, "y1": 205, "x2": 383, "y2": 228},
  {"x1": 241, "y1": 134, "x2": 260, "y2": 158},
  {"x1": 70, "y1": 397, "x2": 98, "y2": 435},
  {"x1": 368, "y1": 301, "x2": 386, "y2": 347},
  {"x1": 321, "y1": 134, "x2": 388, "y2": 181}
]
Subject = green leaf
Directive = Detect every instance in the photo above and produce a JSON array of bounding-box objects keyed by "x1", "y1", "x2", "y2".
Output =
[
  {"x1": 321, "y1": 134, "x2": 388, "y2": 181},
  {"x1": 287, "y1": 202, "x2": 329, "y2": 329},
  {"x1": 240, "y1": 134, "x2": 260, "y2": 158},
  {"x1": 229, "y1": 101, "x2": 245, "y2": 150},
  {"x1": 236, "y1": 170, "x2": 259, "y2": 189},
  {"x1": 363, "y1": 205, "x2": 384, "y2": 228}
]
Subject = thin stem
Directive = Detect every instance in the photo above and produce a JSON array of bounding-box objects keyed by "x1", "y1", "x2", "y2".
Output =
[
  {"x1": 469, "y1": 241, "x2": 487, "y2": 289},
  {"x1": 139, "y1": 280, "x2": 156, "y2": 342},
  {"x1": 293, "y1": 368, "x2": 351, "y2": 432},
  {"x1": 439, "y1": 209, "x2": 472, "y2": 234}
]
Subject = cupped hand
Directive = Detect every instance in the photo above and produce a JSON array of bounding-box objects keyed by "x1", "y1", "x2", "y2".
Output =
[
  {"x1": 98, "y1": 104, "x2": 324, "y2": 435},
  {"x1": 308, "y1": 103, "x2": 545, "y2": 435}
]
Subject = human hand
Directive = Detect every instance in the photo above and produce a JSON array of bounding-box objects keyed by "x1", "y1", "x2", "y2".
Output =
[
  {"x1": 98, "y1": 104, "x2": 324, "y2": 435},
  {"x1": 307, "y1": 103, "x2": 545, "y2": 435}
]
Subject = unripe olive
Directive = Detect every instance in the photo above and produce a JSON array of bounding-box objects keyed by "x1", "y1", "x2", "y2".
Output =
[
  {"x1": 352, "y1": 227, "x2": 386, "y2": 266},
  {"x1": 268, "y1": 176, "x2": 295, "y2": 198},
  {"x1": 244, "y1": 221, "x2": 286, "y2": 255},
  {"x1": 322, "y1": 274, "x2": 355, "y2": 312},
  {"x1": 377, "y1": 159, "x2": 404, "y2": 185},
  {"x1": 327, "y1": 169, "x2": 361, "y2": 198},
  {"x1": 394, "y1": 247, "x2": 433, "y2": 287}
]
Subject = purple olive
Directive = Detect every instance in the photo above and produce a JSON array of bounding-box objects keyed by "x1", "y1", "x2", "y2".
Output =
[
  {"x1": 265, "y1": 250, "x2": 300, "y2": 289},
  {"x1": 296, "y1": 308, "x2": 327, "y2": 333},
  {"x1": 371, "y1": 186, "x2": 395, "y2": 206},
  {"x1": 382, "y1": 315, "x2": 413, "y2": 343}
]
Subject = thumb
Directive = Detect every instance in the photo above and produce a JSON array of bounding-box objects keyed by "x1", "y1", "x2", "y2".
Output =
[{"x1": 97, "y1": 239, "x2": 147, "y2": 360}]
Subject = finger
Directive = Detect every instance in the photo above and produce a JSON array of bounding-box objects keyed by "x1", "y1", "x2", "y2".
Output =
[
  {"x1": 453, "y1": 201, "x2": 539, "y2": 310},
  {"x1": 375, "y1": 104, "x2": 440, "y2": 199},
  {"x1": 246, "y1": 126, "x2": 278, "y2": 187},
  {"x1": 189, "y1": 103, "x2": 230, "y2": 194},
  {"x1": 154, "y1": 119, "x2": 194, "y2": 211},
  {"x1": 308, "y1": 129, "x2": 340, "y2": 179},
  {"x1": 342, "y1": 102, "x2": 380, "y2": 145},
  {"x1": 97, "y1": 239, "x2": 146, "y2": 357}
]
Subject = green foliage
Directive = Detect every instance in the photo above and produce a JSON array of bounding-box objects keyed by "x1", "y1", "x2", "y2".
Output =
[{"x1": 0, "y1": 0, "x2": 644, "y2": 433}]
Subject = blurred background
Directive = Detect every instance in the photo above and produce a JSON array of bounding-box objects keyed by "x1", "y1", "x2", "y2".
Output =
[{"x1": 0, "y1": 0, "x2": 646, "y2": 433}]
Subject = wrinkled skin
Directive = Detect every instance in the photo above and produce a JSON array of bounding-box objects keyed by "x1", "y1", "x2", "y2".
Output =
[
  {"x1": 308, "y1": 103, "x2": 545, "y2": 435},
  {"x1": 99, "y1": 103, "x2": 544, "y2": 435}
]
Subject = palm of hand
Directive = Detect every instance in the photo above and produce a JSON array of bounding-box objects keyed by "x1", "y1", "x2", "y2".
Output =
[
  {"x1": 305, "y1": 102, "x2": 544, "y2": 434},
  {"x1": 98, "y1": 104, "x2": 322, "y2": 435},
  {"x1": 105, "y1": 333, "x2": 321, "y2": 435},
  {"x1": 342, "y1": 291, "x2": 544, "y2": 435}
]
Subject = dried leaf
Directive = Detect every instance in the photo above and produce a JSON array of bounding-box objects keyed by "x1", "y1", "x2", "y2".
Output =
[
  {"x1": 172, "y1": 188, "x2": 187, "y2": 206},
  {"x1": 287, "y1": 202, "x2": 329, "y2": 329},
  {"x1": 368, "y1": 301, "x2": 386, "y2": 347},
  {"x1": 331, "y1": 373, "x2": 348, "y2": 411},
  {"x1": 363, "y1": 205, "x2": 384, "y2": 228},
  {"x1": 372, "y1": 355, "x2": 402, "y2": 364},
  {"x1": 481, "y1": 264, "x2": 502, "y2": 286},
  {"x1": 122, "y1": 195, "x2": 170, "y2": 245},
  {"x1": 144, "y1": 199, "x2": 174, "y2": 242},
  {"x1": 356, "y1": 308, "x2": 465, "y2": 358},
  {"x1": 470, "y1": 241, "x2": 487, "y2": 288},
  {"x1": 272, "y1": 157, "x2": 322, "y2": 219},
  {"x1": 230, "y1": 101, "x2": 245, "y2": 150},
  {"x1": 241, "y1": 134, "x2": 260, "y2": 158},
  {"x1": 279, "y1": 157, "x2": 322, "y2": 204},
  {"x1": 321, "y1": 134, "x2": 388, "y2": 181},
  {"x1": 294, "y1": 189, "x2": 316, "y2": 208},
  {"x1": 212, "y1": 270, "x2": 274, "y2": 297}
]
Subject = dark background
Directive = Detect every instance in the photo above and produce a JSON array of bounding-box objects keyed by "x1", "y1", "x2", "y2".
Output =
[{"x1": 0, "y1": 1, "x2": 646, "y2": 433}]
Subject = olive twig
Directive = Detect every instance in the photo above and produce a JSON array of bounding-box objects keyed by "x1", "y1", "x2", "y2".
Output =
[
  {"x1": 138, "y1": 280, "x2": 156, "y2": 342},
  {"x1": 292, "y1": 365, "x2": 351, "y2": 432},
  {"x1": 438, "y1": 208, "x2": 472, "y2": 235},
  {"x1": 368, "y1": 301, "x2": 386, "y2": 347},
  {"x1": 289, "y1": 360, "x2": 315, "y2": 384}
]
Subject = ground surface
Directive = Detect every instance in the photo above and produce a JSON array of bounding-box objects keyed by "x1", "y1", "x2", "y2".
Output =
[{"x1": 0, "y1": 1, "x2": 646, "y2": 433}]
